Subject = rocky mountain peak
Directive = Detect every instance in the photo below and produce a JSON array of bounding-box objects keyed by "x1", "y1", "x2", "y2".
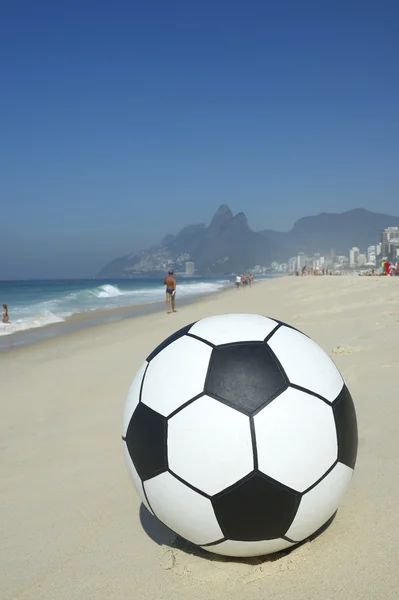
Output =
[{"x1": 208, "y1": 204, "x2": 234, "y2": 233}]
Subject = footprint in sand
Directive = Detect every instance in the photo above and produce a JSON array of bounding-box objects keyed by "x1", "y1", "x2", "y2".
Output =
[
  {"x1": 158, "y1": 540, "x2": 313, "y2": 583},
  {"x1": 332, "y1": 346, "x2": 355, "y2": 355}
]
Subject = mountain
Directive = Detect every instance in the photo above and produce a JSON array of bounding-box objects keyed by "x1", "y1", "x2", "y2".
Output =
[
  {"x1": 97, "y1": 205, "x2": 274, "y2": 277},
  {"x1": 97, "y1": 206, "x2": 399, "y2": 277},
  {"x1": 261, "y1": 208, "x2": 399, "y2": 256}
]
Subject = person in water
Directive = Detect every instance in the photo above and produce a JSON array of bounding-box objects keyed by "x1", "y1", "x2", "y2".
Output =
[
  {"x1": 163, "y1": 270, "x2": 177, "y2": 313},
  {"x1": 2, "y1": 304, "x2": 9, "y2": 323}
]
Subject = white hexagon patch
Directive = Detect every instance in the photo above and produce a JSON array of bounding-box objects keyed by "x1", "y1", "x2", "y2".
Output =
[
  {"x1": 267, "y1": 326, "x2": 344, "y2": 402},
  {"x1": 141, "y1": 336, "x2": 212, "y2": 417},
  {"x1": 168, "y1": 395, "x2": 254, "y2": 496},
  {"x1": 286, "y1": 462, "x2": 354, "y2": 542},
  {"x1": 189, "y1": 314, "x2": 279, "y2": 346},
  {"x1": 254, "y1": 387, "x2": 338, "y2": 492},
  {"x1": 122, "y1": 361, "x2": 148, "y2": 437},
  {"x1": 144, "y1": 472, "x2": 223, "y2": 546}
]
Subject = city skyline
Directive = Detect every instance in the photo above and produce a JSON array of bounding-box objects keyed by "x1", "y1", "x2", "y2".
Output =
[
  {"x1": 283, "y1": 226, "x2": 399, "y2": 275},
  {"x1": 100, "y1": 221, "x2": 399, "y2": 278}
]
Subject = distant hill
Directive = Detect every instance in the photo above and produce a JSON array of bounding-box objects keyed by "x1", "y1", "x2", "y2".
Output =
[
  {"x1": 164, "y1": 205, "x2": 275, "y2": 273},
  {"x1": 97, "y1": 206, "x2": 399, "y2": 277},
  {"x1": 261, "y1": 208, "x2": 399, "y2": 256},
  {"x1": 98, "y1": 205, "x2": 274, "y2": 277}
]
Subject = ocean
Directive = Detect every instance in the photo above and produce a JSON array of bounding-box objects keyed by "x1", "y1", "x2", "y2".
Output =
[{"x1": 0, "y1": 277, "x2": 231, "y2": 349}]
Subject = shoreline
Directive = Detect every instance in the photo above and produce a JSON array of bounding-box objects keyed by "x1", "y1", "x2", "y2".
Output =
[{"x1": 0, "y1": 278, "x2": 263, "y2": 354}]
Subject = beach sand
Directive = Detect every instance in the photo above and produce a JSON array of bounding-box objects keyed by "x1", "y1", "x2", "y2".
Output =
[{"x1": 1, "y1": 276, "x2": 399, "y2": 600}]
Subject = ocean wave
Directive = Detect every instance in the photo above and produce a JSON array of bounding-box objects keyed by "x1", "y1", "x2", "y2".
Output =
[
  {"x1": 87, "y1": 281, "x2": 225, "y2": 300},
  {"x1": 0, "y1": 279, "x2": 227, "y2": 336},
  {"x1": 0, "y1": 311, "x2": 64, "y2": 336},
  {"x1": 87, "y1": 280, "x2": 227, "y2": 301},
  {"x1": 177, "y1": 281, "x2": 226, "y2": 295},
  {"x1": 64, "y1": 284, "x2": 123, "y2": 301},
  {"x1": 92, "y1": 284, "x2": 123, "y2": 298}
]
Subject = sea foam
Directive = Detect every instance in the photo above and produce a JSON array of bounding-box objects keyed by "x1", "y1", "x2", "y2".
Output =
[{"x1": 0, "y1": 278, "x2": 227, "y2": 336}]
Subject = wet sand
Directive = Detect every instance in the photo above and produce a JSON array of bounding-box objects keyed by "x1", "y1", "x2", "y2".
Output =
[{"x1": 0, "y1": 281, "x2": 235, "y2": 353}]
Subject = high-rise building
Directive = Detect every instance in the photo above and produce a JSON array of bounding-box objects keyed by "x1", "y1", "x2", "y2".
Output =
[
  {"x1": 185, "y1": 261, "x2": 195, "y2": 275},
  {"x1": 296, "y1": 254, "x2": 307, "y2": 270},
  {"x1": 357, "y1": 254, "x2": 367, "y2": 267},
  {"x1": 288, "y1": 257, "x2": 297, "y2": 273},
  {"x1": 349, "y1": 247, "x2": 359, "y2": 268},
  {"x1": 381, "y1": 227, "x2": 399, "y2": 258},
  {"x1": 391, "y1": 241, "x2": 399, "y2": 260},
  {"x1": 367, "y1": 245, "x2": 376, "y2": 264},
  {"x1": 312, "y1": 258, "x2": 321, "y2": 270},
  {"x1": 381, "y1": 230, "x2": 390, "y2": 257}
]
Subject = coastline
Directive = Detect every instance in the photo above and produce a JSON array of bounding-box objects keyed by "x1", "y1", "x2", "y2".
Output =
[
  {"x1": 2, "y1": 275, "x2": 399, "y2": 600},
  {"x1": 0, "y1": 277, "x2": 251, "y2": 354}
]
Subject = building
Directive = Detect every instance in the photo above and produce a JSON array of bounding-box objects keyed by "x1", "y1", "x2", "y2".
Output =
[
  {"x1": 185, "y1": 261, "x2": 195, "y2": 275},
  {"x1": 312, "y1": 256, "x2": 325, "y2": 271},
  {"x1": 288, "y1": 255, "x2": 307, "y2": 273},
  {"x1": 270, "y1": 262, "x2": 288, "y2": 273},
  {"x1": 288, "y1": 257, "x2": 297, "y2": 273},
  {"x1": 381, "y1": 227, "x2": 399, "y2": 258},
  {"x1": 367, "y1": 245, "x2": 376, "y2": 264},
  {"x1": 391, "y1": 241, "x2": 399, "y2": 259},
  {"x1": 349, "y1": 247, "x2": 359, "y2": 268},
  {"x1": 381, "y1": 230, "x2": 389, "y2": 257},
  {"x1": 357, "y1": 254, "x2": 367, "y2": 267},
  {"x1": 296, "y1": 254, "x2": 307, "y2": 271}
]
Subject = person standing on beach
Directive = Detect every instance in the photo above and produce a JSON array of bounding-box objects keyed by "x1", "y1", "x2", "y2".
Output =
[
  {"x1": 249, "y1": 273, "x2": 253, "y2": 287},
  {"x1": 2, "y1": 304, "x2": 9, "y2": 323},
  {"x1": 235, "y1": 274, "x2": 242, "y2": 289},
  {"x1": 163, "y1": 270, "x2": 177, "y2": 313}
]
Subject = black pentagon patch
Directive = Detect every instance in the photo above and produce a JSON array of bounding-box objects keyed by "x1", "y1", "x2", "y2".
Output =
[
  {"x1": 205, "y1": 342, "x2": 288, "y2": 415},
  {"x1": 333, "y1": 385, "x2": 358, "y2": 469},
  {"x1": 147, "y1": 321, "x2": 197, "y2": 362},
  {"x1": 125, "y1": 403, "x2": 167, "y2": 481},
  {"x1": 212, "y1": 472, "x2": 300, "y2": 541}
]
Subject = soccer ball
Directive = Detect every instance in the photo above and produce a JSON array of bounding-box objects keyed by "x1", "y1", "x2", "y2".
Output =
[{"x1": 122, "y1": 314, "x2": 358, "y2": 558}]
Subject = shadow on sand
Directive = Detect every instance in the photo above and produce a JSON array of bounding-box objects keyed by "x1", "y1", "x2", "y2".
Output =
[{"x1": 139, "y1": 503, "x2": 337, "y2": 565}]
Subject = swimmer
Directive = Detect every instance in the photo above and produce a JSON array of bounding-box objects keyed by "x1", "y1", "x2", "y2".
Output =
[{"x1": 2, "y1": 303, "x2": 9, "y2": 323}]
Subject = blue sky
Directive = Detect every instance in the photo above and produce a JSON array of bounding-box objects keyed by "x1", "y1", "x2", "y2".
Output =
[{"x1": 1, "y1": 0, "x2": 398, "y2": 279}]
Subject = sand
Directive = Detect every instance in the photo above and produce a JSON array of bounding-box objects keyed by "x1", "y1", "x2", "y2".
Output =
[{"x1": 1, "y1": 275, "x2": 399, "y2": 600}]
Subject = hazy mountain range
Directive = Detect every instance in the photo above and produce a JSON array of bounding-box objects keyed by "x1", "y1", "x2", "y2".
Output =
[{"x1": 98, "y1": 205, "x2": 399, "y2": 277}]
